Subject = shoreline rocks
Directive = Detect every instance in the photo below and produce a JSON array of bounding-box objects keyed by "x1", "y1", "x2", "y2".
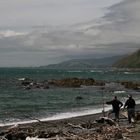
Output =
[
  {"x1": 18, "y1": 78, "x2": 49, "y2": 90},
  {"x1": 17, "y1": 77, "x2": 140, "y2": 91},
  {"x1": 49, "y1": 78, "x2": 105, "y2": 88},
  {"x1": 119, "y1": 81, "x2": 140, "y2": 90}
]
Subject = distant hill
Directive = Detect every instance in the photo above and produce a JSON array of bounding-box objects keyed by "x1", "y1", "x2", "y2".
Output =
[
  {"x1": 113, "y1": 49, "x2": 140, "y2": 68},
  {"x1": 41, "y1": 55, "x2": 123, "y2": 69}
]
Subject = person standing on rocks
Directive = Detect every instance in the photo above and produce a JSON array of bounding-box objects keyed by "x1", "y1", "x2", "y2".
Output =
[
  {"x1": 106, "y1": 96, "x2": 123, "y2": 121},
  {"x1": 124, "y1": 94, "x2": 136, "y2": 123}
]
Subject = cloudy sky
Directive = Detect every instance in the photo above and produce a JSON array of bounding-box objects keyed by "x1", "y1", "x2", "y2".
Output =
[{"x1": 0, "y1": 0, "x2": 140, "y2": 67}]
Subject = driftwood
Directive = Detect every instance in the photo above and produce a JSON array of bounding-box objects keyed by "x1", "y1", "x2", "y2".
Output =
[
  {"x1": 67, "y1": 123, "x2": 85, "y2": 130},
  {"x1": 0, "y1": 117, "x2": 140, "y2": 140},
  {"x1": 120, "y1": 110, "x2": 140, "y2": 123},
  {"x1": 26, "y1": 137, "x2": 47, "y2": 140},
  {"x1": 95, "y1": 117, "x2": 117, "y2": 126}
]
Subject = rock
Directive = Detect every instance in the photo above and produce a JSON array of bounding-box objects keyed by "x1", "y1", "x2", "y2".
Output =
[
  {"x1": 18, "y1": 78, "x2": 50, "y2": 90},
  {"x1": 75, "y1": 96, "x2": 83, "y2": 100},
  {"x1": 120, "y1": 81, "x2": 140, "y2": 90},
  {"x1": 18, "y1": 77, "x2": 106, "y2": 89},
  {"x1": 49, "y1": 78, "x2": 105, "y2": 88},
  {"x1": 25, "y1": 86, "x2": 31, "y2": 90},
  {"x1": 114, "y1": 129, "x2": 123, "y2": 139}
]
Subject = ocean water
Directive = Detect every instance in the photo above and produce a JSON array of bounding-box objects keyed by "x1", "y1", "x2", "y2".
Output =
[{"x1": 0, "y1": 68, "x2": 140, "y2": 126}]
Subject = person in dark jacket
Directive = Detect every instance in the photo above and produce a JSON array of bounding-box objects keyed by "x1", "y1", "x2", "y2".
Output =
[
  {"x1": 124, "y1": 94, "x2": 136, "y2": 123},
  {"x1": 106, "y1": 96, "x2": 123, "y2": 121}
]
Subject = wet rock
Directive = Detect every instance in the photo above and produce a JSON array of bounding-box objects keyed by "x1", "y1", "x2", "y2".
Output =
[
  {"x1": 25, "y1": 86, "x2": 31, "y2": 90},
  {"x1": 18, "y1": 78, "x2": 50, "y2": 90},
  {"x1": 119, "y1": 81, "x2": 140, "y2": 90},
  {"x1": 18, "y1": 77, "x2": 106, "y2": 90},
  {"x1": 75, "y1": 96, "x2": 83, "y2": 100},
  {"x1": 49, "y1": 78, "x2": 105, "y2": 88}
]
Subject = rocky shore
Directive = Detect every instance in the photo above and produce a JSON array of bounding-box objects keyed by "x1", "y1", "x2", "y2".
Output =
[
  {"x1": 4, "y1": 77, "x2": 139, "y2": 139},
  {"x1": 0, "y1": 107, "x2": 140, "y2": 140}
]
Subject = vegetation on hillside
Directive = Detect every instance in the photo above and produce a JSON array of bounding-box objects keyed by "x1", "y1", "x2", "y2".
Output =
[{"x1": 113, "y1": 49, "x2": 140, "y2": 68}]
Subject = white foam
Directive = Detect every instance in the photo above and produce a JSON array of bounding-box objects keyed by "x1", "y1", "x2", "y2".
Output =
[
  {"x1": 0, "y1": 106, "x2": 111, "y2": 127},
  {"x1": 114, "y1": 90, "x2": 126, "y2": 94},
  {"x1": 67, "y1": 70, "x2": 82, "y2": 73},
  {"x1": 90, "y1": 70, "x2": 102, "y2": 73},
  {"x1": 124, "y1": 72, "x2": 137, "y2": 75}
]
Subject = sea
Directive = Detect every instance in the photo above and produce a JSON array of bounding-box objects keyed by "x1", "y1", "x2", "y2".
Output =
[{"x1": 0, "y1": 68, "x2": 140, "y2": 126}]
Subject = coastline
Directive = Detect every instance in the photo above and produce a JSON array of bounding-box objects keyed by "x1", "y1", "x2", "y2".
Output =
[
  {"x1": 1, "y1": 97, "x2": 140, "y2": 128},
  {"x1": 0, "y1": 104, "x2": 140, "y2": 139},
  {"x1": 0, "y1": 105, "x2": 112, "y2": 127}
]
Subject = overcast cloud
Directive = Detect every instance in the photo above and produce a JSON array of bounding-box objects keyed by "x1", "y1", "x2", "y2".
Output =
[
  {"x1": 0, "y1": 0, "x2": 118, "y2": 27},
  {"x1": 0, "y1": 0, "x2": 140, "y2": 67}
]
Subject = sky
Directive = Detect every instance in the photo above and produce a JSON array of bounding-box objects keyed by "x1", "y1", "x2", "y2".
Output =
[
  {"x1": 0, "y1": 0, "x2": 140, "y2": 67},
  {"x1": 0, "y1": 0, "x2": 119, "y2": 27}
]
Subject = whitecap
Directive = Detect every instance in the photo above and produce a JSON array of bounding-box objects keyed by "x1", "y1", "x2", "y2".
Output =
[
  {"x1": 114, "y1": 90, "x2": 126, "y2": 94},
  {"x1": 67, "y1": 70, "x2": 82, "y2": 73}
]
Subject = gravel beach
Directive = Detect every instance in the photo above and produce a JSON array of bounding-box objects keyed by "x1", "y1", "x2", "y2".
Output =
[{"x1": 0, "y1": 104, "x2": 140, "y2": 140}]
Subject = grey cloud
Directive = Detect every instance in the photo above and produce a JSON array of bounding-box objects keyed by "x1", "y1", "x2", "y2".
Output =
[
  {"x1": 0, "y1": 29, "x2": 87, "y2": 53},
  {"x1": 0, "y1": 0, "x2": 118, "y2": 27},
  {"x1": 95, "y1": 42, "x2": 140, "y2": 54},
  {"x1": 0, "y1": 0, "x2": 140, "y2": 67},
  {"x1": 95, "y1": 0, "x2": 140, "y2": 45},
  {"x1": 0, "y1": 27, "x2": 101, "y2": 67}
]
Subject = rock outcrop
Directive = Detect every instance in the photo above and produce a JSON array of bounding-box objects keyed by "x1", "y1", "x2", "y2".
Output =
[{"x1": 49, "y1": 78, "x2": 105, "y2": 88}]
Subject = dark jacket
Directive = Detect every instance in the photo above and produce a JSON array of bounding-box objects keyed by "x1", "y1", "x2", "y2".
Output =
[
  {"x1": 124, "y1": 98, "x2": 136, "y2": 109},
  {"x1": 106, "y1": 99, "x2": 123, "y2": 112}
]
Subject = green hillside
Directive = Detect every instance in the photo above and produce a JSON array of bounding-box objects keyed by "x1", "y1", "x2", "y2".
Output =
[{"x1": 113, "y1": 49, "x2": 140, "y2": 68}]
